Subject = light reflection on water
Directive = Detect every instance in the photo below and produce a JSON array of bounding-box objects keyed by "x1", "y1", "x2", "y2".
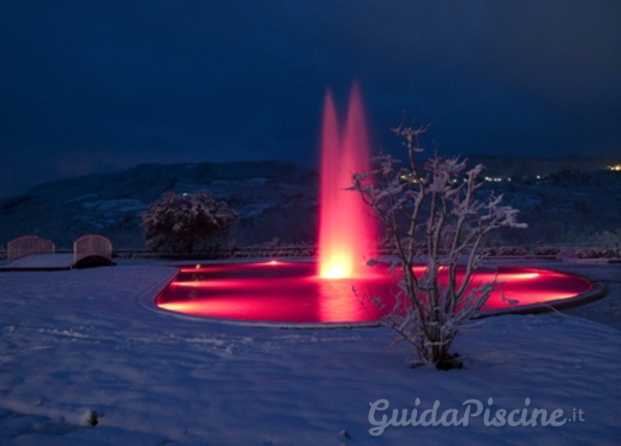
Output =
[{"x1": 155, "y1": 261, "x2": 592, "y2": 324}]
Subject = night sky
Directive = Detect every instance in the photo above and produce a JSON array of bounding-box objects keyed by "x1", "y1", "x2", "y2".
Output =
[{"x1": 1, "y1": 0, "x2": 620, "y2": 198}]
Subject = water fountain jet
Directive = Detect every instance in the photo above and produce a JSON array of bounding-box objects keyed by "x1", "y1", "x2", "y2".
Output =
[
  {"x1": 318, "y1": 84, "x2": 376, "y2": 279},
  {"x1": 153, "y1": 85, "x2": 599, "y2": 325}
]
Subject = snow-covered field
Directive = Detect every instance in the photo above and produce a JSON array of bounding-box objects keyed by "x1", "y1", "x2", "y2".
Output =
[{"x1": 0, "y1": 260, "x2": 619, "y2": 445}]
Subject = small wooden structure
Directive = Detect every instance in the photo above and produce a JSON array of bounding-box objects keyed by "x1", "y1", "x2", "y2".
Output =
[
  {"x1": 73, "y1": 234, "x2": 115, "y2": 268},
  {"x1": 2, "y1": 234, "x2": 115, "y2": 271},
  {"x1": 7, "y1": 235, "x2": 55, "y2": 263}
]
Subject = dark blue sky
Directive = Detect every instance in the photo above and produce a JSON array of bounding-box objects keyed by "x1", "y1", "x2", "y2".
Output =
[{"x1": 1, "y1": 0, "x2": 620, "y2": 198}]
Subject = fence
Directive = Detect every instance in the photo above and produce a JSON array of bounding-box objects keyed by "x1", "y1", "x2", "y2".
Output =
[
  {"x1": 7, "y1": 235, "x2": 55, "y2": 263},
  {"x1": 73, "y1": 234, "x2": 113, "y2": 265}
]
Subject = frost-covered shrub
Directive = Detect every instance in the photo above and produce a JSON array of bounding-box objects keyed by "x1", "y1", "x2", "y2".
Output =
[
  {"x1": 226, "y1": 239, "x2": 316, "y2": 258},
  {"x1": 534, "y1": 246, "x2": 560, "y2": 256},
  {"x1": 379, "y1": 238, "x2": 430, "y2": 256},
  {"x1": 498, "y1": 246, "x2": 526, "y2": 256},
  {"x1": 350, "y1": 122, "x2": 526, "y2": 369},
  {"x1": 559, "y1": 247, "x2": 582, "y2": 258},
  {"x1": 142, "y1": 191, "x2": 237, "y2": 255},
  {"x1": 558, "y1": 247, "x2": 618, "y2": 259},
  {"x1": 481, "y1": 247, "x2": 497, "y2": 257},
  {"x1": 581, "y1": 247, "x2": 617, "y2": 259}
]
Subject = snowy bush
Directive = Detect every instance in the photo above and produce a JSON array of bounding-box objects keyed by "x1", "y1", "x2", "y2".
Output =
[
  {"x1": 141, "y1": 191, "x2": 237, "y2": 255},
  {"x1": 558, "y1": 247, "x2": 581, "y2": 258},
  {"x1": 534, "y1": 245, "x2": 560, "y2": 256},
  {"x1": 583, "y1": 247, "x2": 617, "y2": 258},
  {"x1": 498, "y1": 246, "x2": 527, "y2": 256},
  {"x1": 480, "y1": 247, "x2": 497, "y2": 257},
  {"x1": 229, "y1": 239, "x2": 316, "y2": 258},
  {"x1": 559, "y1": 246, "x2": 619, "y2": 259},
  {"x1": 350, "y1": 122, "x2": 526, "y2": 369}
]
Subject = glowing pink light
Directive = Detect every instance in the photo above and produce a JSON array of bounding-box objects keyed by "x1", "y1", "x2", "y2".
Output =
[
  {"x1": 155, "y1": 263, "x2": 592, "y2": 324},
  {"x1": 318, "y1": 83, "x2": 376, "y2": 279},
  {"x1": 154, "y1": 85, "x2": 595, "y2": 324},
  {"x1": 171, "y1": 280, "x2": 244, "y2": 289}
]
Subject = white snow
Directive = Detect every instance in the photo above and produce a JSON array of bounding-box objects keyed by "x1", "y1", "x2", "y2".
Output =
[
  {"x1": 0, "y1": 261, "x2": 619, "y2": 445},
  {"x1": 7, "y1": 254, "x2": 74, "y2": 269}
]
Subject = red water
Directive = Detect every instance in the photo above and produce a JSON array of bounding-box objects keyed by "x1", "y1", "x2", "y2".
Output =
[
  {"x1": 318, "y1": 84, "x2": 376, "y2": 278},
  {"x1": 155, "y1": 261, "x2": 592, "y2": 324}
]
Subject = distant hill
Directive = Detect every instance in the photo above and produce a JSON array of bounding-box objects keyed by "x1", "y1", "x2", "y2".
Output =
[
  {"x1": 0, "y1": 160, "x2": 318, "y2": 248},
  {"x1": 0, "y1": 156, "x2": 619, "y2": 249},
  {"x1": 463, "y1": 154, "x2": 621, "y2": 179}
]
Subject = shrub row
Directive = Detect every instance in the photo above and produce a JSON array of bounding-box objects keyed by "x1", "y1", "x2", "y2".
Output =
[
  {"x1": 111, "y1": 243, "x2": 620, "y2": 260},
  {"x1": 558, "y1": 247, "x2": 620, "y2": 259}
]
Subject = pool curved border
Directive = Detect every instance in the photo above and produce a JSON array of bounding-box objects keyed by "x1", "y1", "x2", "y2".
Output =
[
  {"x1": 141, "y1": 264, "x2": 608, "y2": 329},
  {"x1": 474, "y1": 274, "x2": 607, "y2": 319}
]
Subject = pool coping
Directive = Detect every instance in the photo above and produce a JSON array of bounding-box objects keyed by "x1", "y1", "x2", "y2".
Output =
[{"x1": 139, "y1": 262, "x2": 609, "y2": 329}]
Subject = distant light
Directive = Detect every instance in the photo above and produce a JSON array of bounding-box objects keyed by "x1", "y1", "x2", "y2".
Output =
[
  {"x1": 268, "y1": 260, "x2": 278, "y2": 265},
  {"x1": 483, "y1": 176, "x2": 506, "y2": 183},
  {"x1": 196, "y1": 264, "x2": 201, "y2": 269}
]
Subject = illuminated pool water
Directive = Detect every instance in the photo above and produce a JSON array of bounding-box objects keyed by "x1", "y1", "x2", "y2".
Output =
[{"x1": 154, "y1": 261, "x2": 594, "y2": 324}]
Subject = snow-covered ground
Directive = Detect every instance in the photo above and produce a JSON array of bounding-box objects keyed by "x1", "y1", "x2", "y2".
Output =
[
  {"x1": 0, "y1": 260, "x2": 619, "y2": 445},
  {"x1": 5, "y1": 254, "x2": 73, "y2": 269}
]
